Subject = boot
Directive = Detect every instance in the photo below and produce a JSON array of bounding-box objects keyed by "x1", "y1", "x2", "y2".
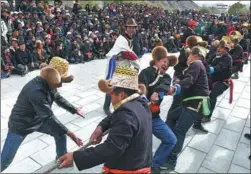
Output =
[
  {"x1": 231, "y1": 73, "x2": 239, "y2": 79},
  {"x1": 103, "y1": 95, "x2": 112, "y2": 116},
  {"x1": 244, "y1": 133, "x2": 251, "y2": 140},
  {"x1": 193, "y1": 125, "x2": 209, "y2": 134},
  {"x1": 201, "y1": 117, "x2": 211, "y2": 123}
]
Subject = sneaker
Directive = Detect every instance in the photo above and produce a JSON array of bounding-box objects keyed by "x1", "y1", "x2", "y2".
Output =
[
  {"x1": 193, "y1": 125, "x2": 209, "y2": 134},
  {"x1": 244, "y1": 133, "x2": 251, "y2": 140},
  {"x1": 201, "y1": 117, "x2": 211, "y2": 123}
]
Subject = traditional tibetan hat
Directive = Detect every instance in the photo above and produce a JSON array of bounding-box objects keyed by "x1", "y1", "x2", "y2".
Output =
[
  {"x1": 40, "y1": 57, "x2": 74, "y2": 84},
  {"x1": 98, "y1": 66, "x2": 140, "y2": 94}
]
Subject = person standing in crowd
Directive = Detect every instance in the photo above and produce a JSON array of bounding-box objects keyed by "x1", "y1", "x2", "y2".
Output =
[
  {"x1": 1, "y1": 57, "x2": 85, "y2": 172},
  {"x1": 103, "y1": 18, "x2": 140, "y2": 116},
  {"x1": 58, "y1": 66, "x2": 152, "y2": 173}
]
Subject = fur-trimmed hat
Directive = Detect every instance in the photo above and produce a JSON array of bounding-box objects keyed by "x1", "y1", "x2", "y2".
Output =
[
  {"x1": 98, "y1": 66, "x2": 143, "y2": 94},
  {"x1": 186, "y1": 35, "x2": 200, "y2": 48},
  {"x1": 191, "y1": 46, "x2": 209, "y2": 59},
  {"x1": 212, "y1": 40, "x2": 220, "y2": 48},
  {"x1": 198, "y1": 41, "x2": 208, "y2": 48},
  {"x1": 218, "y1": 40, "x2": 231, "y2": 50},
  {"x1": 40, "y1": 57, "x2": 74, "y2": 84},
  {"x1": 151, "y1": 46, "x2": 178, "y2": 67}
]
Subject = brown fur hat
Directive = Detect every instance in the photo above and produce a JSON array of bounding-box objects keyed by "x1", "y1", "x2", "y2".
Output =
[
  {"x1": 212, "y1": 40, "x2": 220, "y2": 48},
  {"x1": 186, "y1": 35, "x2": 200, "y2": 48},
  {"x1": 40, "y1": 66, "x2": 61, "y2": 86},
  {"x1": 198, "y1": 41, "x2": 208, "y2": 48},
  {"x1": 150, "y1": 46, "x2": 178, "y2": 67}
]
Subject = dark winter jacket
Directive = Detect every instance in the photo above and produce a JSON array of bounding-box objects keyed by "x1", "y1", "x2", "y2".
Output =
[
  {"x1": 73, "y1": 97, "x2": 152, "y2": 171},
  {"x1": 179, "y1": 60, "x2": 210, "y2": 110},
  {"x1": 210, "y1": 53, "x2": 232, "y2": 82},
  {"x1": 8, "y1": 76, "x2": 77, "y2": 136},
  {"x1": 139, "y1": 66, "x2": 172, "y2": 118}
]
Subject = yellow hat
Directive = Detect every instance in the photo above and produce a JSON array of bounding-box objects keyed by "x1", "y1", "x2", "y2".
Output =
[
  {"x1": 49, "y1": 57, "x2": 69, "y2": 78},
  {"x1": 40, "y1": 57, "x2": 74, "y2": 84}
]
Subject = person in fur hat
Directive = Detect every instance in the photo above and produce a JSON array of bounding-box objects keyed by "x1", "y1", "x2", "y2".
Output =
[
  {"x1": 59, "y1": 66, "x2": 152, "y2": 174},
  {"x1": 229, "y1": 35, "x2": 244, "y2": 79},
  {"x1": 167, "y1": 36, "x2": 209, "y2": 133},
  {"x1": 165, "y1": 46, "x2": 210, "y2": 171},
  {"x1": 202, "y1": 40, "x2": 233, "y2": 123},
  {"x1": 138, "y1": 46, "x2": 179, "y2": 173},
  {"x1": 1, "y1": 57, "x2": 85, "y2": 172},
  {"x1": 103, "y1": 18, "x2": 140, "y2": 117}
]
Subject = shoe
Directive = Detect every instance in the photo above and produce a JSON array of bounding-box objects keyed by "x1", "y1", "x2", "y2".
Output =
[
  {"x1": 201, "y1": 117, "x2": 211, "y2": 123},
  {"x1": 160, "y1": 162, "x2": 175, "y2": 171},
  {"x1": 151, "y1": 167, "x2": 161, "y2": 174},
  {"x1": 249, "y1": 155, "x2": 251, "y2": 160},
  {"x1": 193, "y1": 125, "x2": 208, "y2": 134},
  {"x1": 244, "y1": 133, "x2": 251, "y2": 140},
  {"x1": 231, "y1": 73, "x2": 239, "y2": 79}
]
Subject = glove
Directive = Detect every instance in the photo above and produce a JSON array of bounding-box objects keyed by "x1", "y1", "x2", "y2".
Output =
[{"x1": 209, "y1": 67, "x2": 214, "y2": 75}]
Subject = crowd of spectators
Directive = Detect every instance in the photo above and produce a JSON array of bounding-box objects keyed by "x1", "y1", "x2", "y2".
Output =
[{"x1": 1, "y1": 0, "x2": 250, "y2": 79}]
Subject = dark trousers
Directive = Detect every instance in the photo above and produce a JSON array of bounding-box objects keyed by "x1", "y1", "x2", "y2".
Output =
[
  {"x1": 12, "y1": 64, "x2": 26, "y2": 75},
  {"x1": 1, "y1": 124, "x2": 67, "y2": 172},
  {"x1": 232, "y1": 62, "x2": 243, "y2": 74},
  {"x1": 209, "y1": 81, "x2": 229, "y2": 118},
  {"x1": 165, "y1": 107, "x2": 199, "y2": 166},
  {"x1": 166, "y1": 94, "x2": 202, "y2": 127}
]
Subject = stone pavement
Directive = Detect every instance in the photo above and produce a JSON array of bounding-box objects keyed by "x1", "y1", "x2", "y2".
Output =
[{"x1": 1, "y1": 54, "x2": 250, "y2": 173}]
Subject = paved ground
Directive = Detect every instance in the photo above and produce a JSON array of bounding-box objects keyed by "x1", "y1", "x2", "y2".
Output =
[{"x1": 1, "y1": 53, "x2": 250, "y2": 173}]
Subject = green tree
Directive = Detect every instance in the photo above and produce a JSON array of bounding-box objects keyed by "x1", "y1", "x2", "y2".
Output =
[
  {"x1": 228, "y1": 2, "x2": 247, "y2": 14},
  {"x1": 199, "y1": 7, "x2": 210, "y2": 14}
]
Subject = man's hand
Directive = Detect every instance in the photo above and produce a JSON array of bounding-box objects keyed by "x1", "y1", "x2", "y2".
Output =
[
  {"x1": 167, "y1": 87, "x2": 175, "y2": 95},
  {"x1": 59, "y1": 152, "x2": 73, "y2": 168},
  {"x1": 90, "y1": 126, "x2": 103, "y2": 144},
  {"x1": 150, "y1": 92, "x2": 159, "y2": 104},
  {"x1": 76, "y1": 106, "x2": 84, "y2": 118},
  {"x1": 67, "y1": 131, "x2": 83, "y2": 147}
]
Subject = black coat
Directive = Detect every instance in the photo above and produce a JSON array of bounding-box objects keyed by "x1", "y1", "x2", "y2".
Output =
[
  {"x1": 73, "y1": 97, "x2": 152, "y2": 171},
  {"x1": 174, "y1": 47, "x2": 188, "y2": 79},
  {"x1": 229, "y1": 44, "x2": 243, "y2": 61},
  {"x1": 139, "y1": 66, "x2": 172, "y2": 118},
  {"x1": 15, "y1": 49, "x2": 33, "y2": 65},
  {"x1": 210, "y1": 53, "x2": 232, "y2": 82},
  {"x1": 8, "y1": 76, "x2": 77, "y2": 136},
  {"x1": 179, "y1": 60, "x2": 210, "y2": 109}
]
